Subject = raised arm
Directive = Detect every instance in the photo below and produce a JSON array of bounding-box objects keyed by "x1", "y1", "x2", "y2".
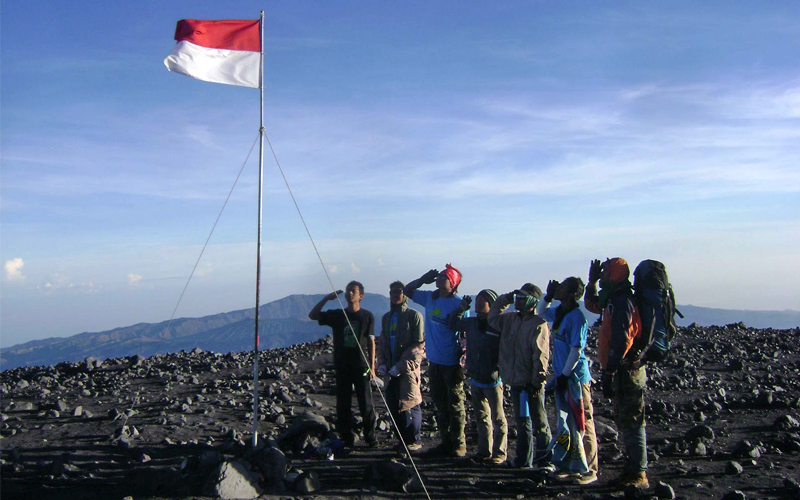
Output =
[
  {"x1": 487, "y1": 291, "x2": 514, "y2": 332},
  {"x1": 584, "y1": 260, "x2": 603, "y2": 315},
  {"x1": 447, "y1": 295, "x2": 473, "y2": 331},
  {"x1": 404, "y1": 269, "x2": 439, "y2": 299},
  {"x1": 308, "y1": 290, "x2": 341, "y2": 321}
]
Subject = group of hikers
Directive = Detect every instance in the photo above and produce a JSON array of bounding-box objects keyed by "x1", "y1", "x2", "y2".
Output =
[{"x1": 309, "y1": 258, "x2": 652, "y2": 489}]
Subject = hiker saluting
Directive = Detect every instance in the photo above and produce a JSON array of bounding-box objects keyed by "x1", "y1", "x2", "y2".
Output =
[
  {"x1": 449, "y1": 289, "x2": 508, "y2": 465},
  {"x1": 404, "y1": 264, "x2": 468, "y2": 458},
  {"x1": 541, "y1": 277, "x2": 598, "y2": 485},
  {"x1": 584, "y1": 258, "x2": 648, "y2": 489},
  {"x1": 309, "y1": 281, "x2": 378, "y2": 448},
  {"x1": 488, "y1": 284, "x2": 552, "y2": 469}
]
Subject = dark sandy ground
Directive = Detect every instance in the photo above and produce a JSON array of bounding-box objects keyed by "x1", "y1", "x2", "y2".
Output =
[{"x1": 2, "y1": 323, "x2": 799, "y2": 500}]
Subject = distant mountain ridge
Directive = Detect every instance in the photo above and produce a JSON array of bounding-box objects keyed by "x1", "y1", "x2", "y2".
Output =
[
  {"x1": 1, "y1": 294, "x2": 797, "y2": 370},
  {"x1": 0, "y1": 294, "x2": 395, "y2": 370}
]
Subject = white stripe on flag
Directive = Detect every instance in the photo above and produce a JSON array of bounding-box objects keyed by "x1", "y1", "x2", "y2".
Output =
[{"x1": 164, "y1": 40, "x2": 260, "y2": 89}]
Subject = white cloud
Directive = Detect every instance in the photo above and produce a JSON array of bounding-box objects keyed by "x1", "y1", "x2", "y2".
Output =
[
  {"x1": 4, "y1": 258, "x2": 25, "y2": 282},
  {"x1": 127, "y1": 273, "x2": 143, "y2": 285},
  {"x1": 350, "y1": 262, "x2": 360, "y2": 273},
  {"x1": 37, "y1": 273, "x2": 98, "y2": 295},
  {"x1": 328, "y1": 265, "x2": 339, "y2": 274}
]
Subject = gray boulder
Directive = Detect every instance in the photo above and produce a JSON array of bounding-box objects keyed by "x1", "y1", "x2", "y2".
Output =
[{"x1": 209, "y1": 460, "x2": 263, "y2": 499}]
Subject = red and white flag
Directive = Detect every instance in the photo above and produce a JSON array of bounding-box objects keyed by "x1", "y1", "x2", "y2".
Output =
[{"x1": 164, "y1": 19, "x2": 261, "y2": 88}]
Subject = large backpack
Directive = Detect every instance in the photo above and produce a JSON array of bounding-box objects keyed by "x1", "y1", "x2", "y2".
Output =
[{"x1": 631, "y1": 260, "x2": 683, "y2": 363}]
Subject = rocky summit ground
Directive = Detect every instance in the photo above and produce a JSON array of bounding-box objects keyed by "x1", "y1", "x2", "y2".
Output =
[{"x1": 2, "y1": 323, "x2": 800, "y2": 500}]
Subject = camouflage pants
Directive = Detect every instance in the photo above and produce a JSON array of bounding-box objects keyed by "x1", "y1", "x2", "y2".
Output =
[
  {"x1": 428, "y1": 362, "x2": 466, "y2": 449},
  {"x1": 613, "y1": 365, "x2": 647, "y2": 473}
]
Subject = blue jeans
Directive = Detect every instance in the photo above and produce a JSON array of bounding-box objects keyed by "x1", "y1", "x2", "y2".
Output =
[
  {"x1": 510, "y1": 385, "x2": 551, "y2": 467},
  {"x1": 386, "y1": 377, "x2": 422, "y2": 445}
]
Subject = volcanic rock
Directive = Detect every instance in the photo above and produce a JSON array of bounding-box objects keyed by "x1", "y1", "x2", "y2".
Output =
[
  {"x1": 209, "y1": 459, "x2": 262, "y2": 499},
  {"x1": 654, "y1": 481, "x2": 676, "y2": 499}
]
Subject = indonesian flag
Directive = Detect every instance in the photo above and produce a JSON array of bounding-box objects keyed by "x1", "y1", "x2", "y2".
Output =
[{"x1": 164, "y1": 19, "x2": 261, "y2": 88}]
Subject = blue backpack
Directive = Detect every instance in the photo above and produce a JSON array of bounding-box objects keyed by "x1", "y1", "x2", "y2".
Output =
[{"x1": 632, "y1": 260, "x2": 683, "y2": 363}]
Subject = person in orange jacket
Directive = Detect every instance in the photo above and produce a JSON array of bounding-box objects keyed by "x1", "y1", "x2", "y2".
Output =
[{"x1": 584, "y1": 258, "x2": 648, "y2": 489}]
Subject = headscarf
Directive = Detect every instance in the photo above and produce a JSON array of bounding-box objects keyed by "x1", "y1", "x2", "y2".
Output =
[{"x1": 441, "y1": 263, "x2": 462, "y2": 291}]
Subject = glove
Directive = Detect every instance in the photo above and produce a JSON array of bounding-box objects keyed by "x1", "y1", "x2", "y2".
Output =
[
  {"x1": 504, "y1": 290, "x2": 517, "y2": 302},
  {"x1": 388, "y1": 365, "x2": 400, "y2": 377},
  {"x1": 377, "y1": 365, "x2": 387, "y2": 377},
  {"x1": 601, "y1": 371, "x2": 614, "y2": 399},
  {"x1": 556, "y1": 374, "x2": 569, "y2": 392},
  {"x1": 544, "y1": 280, "x2": 559, "y2": 303},
  {"x1": 421, "y1": 269, "x2": 439, "y2": 284},
  {"x1": 588, "y1": 260, "x2": 602, "y2": 284},
  {"x1": 457, "y1": 295, "x2": 472, "y2": 313}
]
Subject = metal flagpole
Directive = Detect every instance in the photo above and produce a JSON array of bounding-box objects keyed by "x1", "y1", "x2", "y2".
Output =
[{"x1": 252, "y1": 10, "x2": 265, "y2": 449}]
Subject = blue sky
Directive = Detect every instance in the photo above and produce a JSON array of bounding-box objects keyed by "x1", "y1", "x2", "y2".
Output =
[{"x1": 2, "y1": 1, "x2": 799, "y2": 347}]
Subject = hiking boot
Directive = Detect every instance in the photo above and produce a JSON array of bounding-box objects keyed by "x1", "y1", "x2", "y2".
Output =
[
  {"x1": 484, "y1": 456, "x2": 506, "y2": 466},
  {"x1": 452, "y1": 445, "x2": 467, "y2": 458},
  {"x1": 554, "y1": 470, "x2": 578, "y2": 480},
  {"x1": 574, "y1": 471, "x2": 598, "y2": 485},
  {"x1": 619, "y1": 471, "x2": 649, "y2": 488},
  {"x1": 406, "y1": 442, "x2": 423, "y2": 452},
  {"x1": 537, "y1": 462, "x2": 557, "y2": 473}
]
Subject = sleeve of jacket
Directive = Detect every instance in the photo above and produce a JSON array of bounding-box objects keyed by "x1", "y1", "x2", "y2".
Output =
[
  {"x1": 398, "y1": 310, "x2": 425, "y2": 374},
  {"x1": 531, "y1": 320, "x2": 550, "y2": 387},
  {"x1": 376, "y1": 313, "x2": 390, "y2": 368},
  {"x1": 606, "y1": 294, "x2": 635, "y2": 373},
  {"x1": 584, "y1": 282, "x2": 602, "y2": 315},
  {"x1": 487, "y1": 294, "x2": 511, "y2": 333}
]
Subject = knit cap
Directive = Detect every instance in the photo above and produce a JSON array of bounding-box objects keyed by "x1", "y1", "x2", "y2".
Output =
[{"x1": 477, "y1": 289, "x2": 498, "y2": 306}]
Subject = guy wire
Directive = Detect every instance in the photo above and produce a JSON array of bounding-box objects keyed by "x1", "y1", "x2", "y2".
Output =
[
  {"x1": 120, "y1": 131, "x2": 261, "y2": 429},
  {"x1": 264, "y1": 129, "x2": 432, "y2": 500}
]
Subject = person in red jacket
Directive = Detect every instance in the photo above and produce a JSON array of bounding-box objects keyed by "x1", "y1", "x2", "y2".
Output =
[{"x1": 584, "y1": 258, "x2": 648, "y2": 489}]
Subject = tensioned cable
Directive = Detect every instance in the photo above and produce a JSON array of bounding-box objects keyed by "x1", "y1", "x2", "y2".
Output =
[
  {"x1": 263, "y1": 129, "x2": 432, "y2": 500},
  {"x1": 120, "y1": 131, "x2": 261, "y2": 429}
]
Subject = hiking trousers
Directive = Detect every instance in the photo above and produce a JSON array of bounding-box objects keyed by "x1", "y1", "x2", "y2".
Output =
[
  {"x1": 581, "y1": 381, "x2": 599, "y2": 473},
  {"x1": 428, "y1": 362, "x2": 466, "y2": 449},
  {"x1": 470, "y1": 382, "x2": 507, "y2": 460},
  {"x1": 386, "y1": 377, "x2": 422, "y2": 445},
  {"x1": 613, "y1": 365, "x2": 647, "y2": 473},
  {"x1": 335, "y1": 364, "x2": 377, "y2": 444},
  {"x1": 510, "y1": 385, "x2": 552, "y2": 467}
]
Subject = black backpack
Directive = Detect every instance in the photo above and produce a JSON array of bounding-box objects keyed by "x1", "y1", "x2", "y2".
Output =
[{"x1": 631, "y1": 260, "x2": 683, "y2": 363}]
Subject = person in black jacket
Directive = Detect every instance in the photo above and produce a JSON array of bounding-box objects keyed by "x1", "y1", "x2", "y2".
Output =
[{"x1": 449, "y1": 289, "x2": 507, "y2": 465}]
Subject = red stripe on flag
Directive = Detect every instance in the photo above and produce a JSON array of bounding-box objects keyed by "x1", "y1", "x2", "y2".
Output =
[{"x1": 174, "y1": 19, "x2": 260, "y2": 52}]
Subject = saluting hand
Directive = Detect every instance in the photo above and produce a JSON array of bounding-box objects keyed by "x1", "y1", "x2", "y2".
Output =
[
  {"x1": 588, "y1": 260, "x2": 602, "y2": 284},
  {"x1": 421, "y1": 269, "x2": 439, "y2": 284},
  {"x1": 544, "y1": 280, "x2": 559, "y2": 302}
]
